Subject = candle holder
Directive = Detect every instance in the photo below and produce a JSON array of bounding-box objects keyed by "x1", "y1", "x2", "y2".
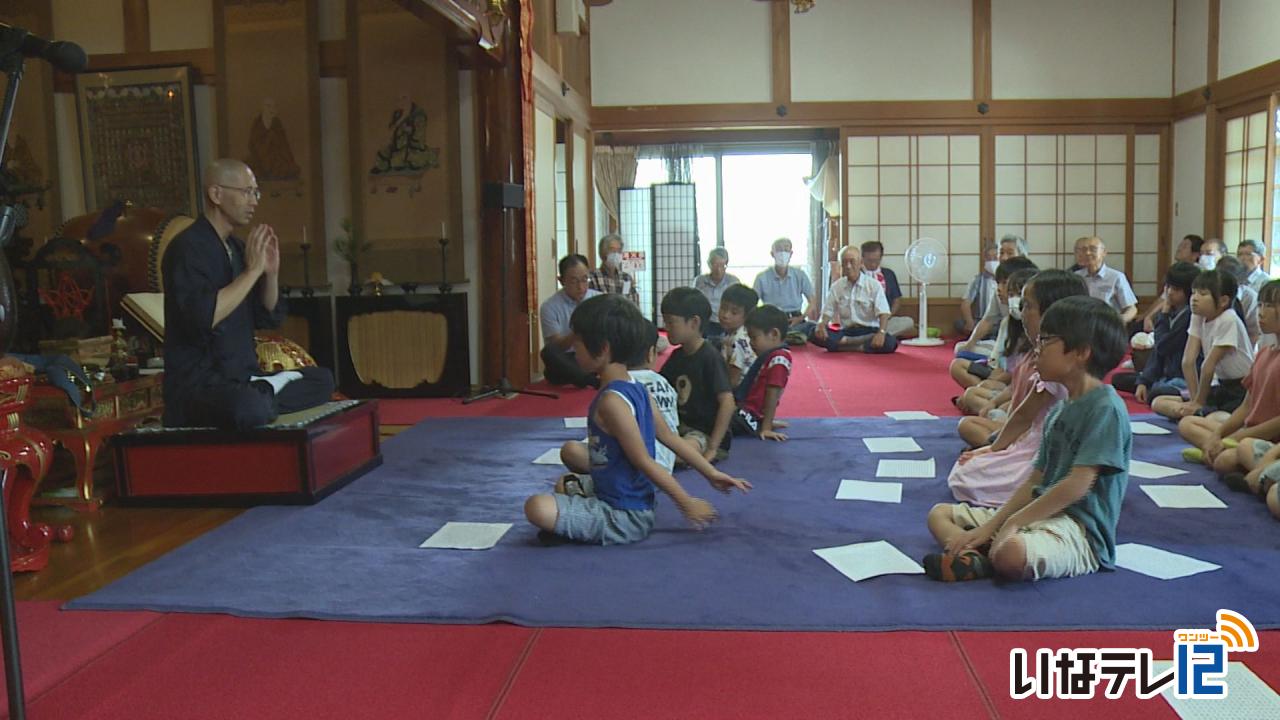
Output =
[
  {"x1": 437, "y1": 237, "x2": 452, "y2": 295},
  {"x1": 299, "y1": 236, "x2": 314, "y2": 297}
]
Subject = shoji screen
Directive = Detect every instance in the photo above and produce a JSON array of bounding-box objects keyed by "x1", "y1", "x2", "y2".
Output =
[
  {"x1": 845, "y1": 134, "x2": 981, "y2": 298},
  {"x1": 1222, "y1": 110, "x2": 1268, "y2": 254},
  {"x1": 994, "y1": 133, "x2": 1163, "y2": 295}
]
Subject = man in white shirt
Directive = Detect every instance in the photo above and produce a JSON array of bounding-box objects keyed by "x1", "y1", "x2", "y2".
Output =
[
  {"x1": 1237, "y1": 239, "x2": 1271, "y2": 293},
  {"x1": 811, "y1": 245, "x2": 897, "y2": 354},
  {"x1": 1073, "y1": 235, "x2": 1138, "y2": 323}
]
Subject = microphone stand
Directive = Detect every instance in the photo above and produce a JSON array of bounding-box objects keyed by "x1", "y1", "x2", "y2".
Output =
[{"x1": 0, "y1": 31, "x2": 28, "y2": 720}]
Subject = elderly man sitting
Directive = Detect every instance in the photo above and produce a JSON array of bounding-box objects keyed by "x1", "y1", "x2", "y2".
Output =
[
  {"x1": 693, "y1": 247, "x2": 740, "y2": 337},
  {"x1": 810, "y1": 245, "x2": 897, "y2": 354},
  {"x1": 1073, "y1": 235, "x2": 1138, "y2": 324},
  {"x1": 753, "y1": 237, "x2": 818, "y2": 344}
]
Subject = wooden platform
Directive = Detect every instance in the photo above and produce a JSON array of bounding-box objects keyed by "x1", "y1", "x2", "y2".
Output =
[{"x1": 114, "y1": 400, "x2": 382, "y2": 506}]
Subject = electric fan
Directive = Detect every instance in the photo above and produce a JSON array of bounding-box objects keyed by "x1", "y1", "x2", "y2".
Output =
[{"x1": 901, "y1": 237, "x2": 948, "y2": 347}]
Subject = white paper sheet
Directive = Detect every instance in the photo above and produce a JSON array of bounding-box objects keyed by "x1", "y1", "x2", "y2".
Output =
[
  {"x1": 1129, "y1": 421, "x2": 1172, "y2": 435},
  {"x1": 876, "y1": 458, "x2": 936, "y2": 478},
  {"x1": 532, "y1": 448, "x2": 564, "y2": 465},
  {"x1": 1140, "y1": 484, "x2": 1228, "y2": 509},
  {"x1": 1130, "y1": 459, "x2": 1188, "y2": 479},
  {"x1": 835, "y1": 480, "x2": 903, "y2": 504},
  {"x1": 1114, "y1": 543, "x2": 1221, "y2": 580},
  {"x1": 813, "y1": 540, "x2": 924, "y2": 582},
  {"x1": 419, "y1": 522, "x2": 513, "y2": 550},
  {"x1": 862, "y1": 437, "x2": 923, "y2": 454},
  {"x1": 1155, "y1": 661, "x2": 1280, "y2": 720},
  {"x1": 884, "y1": 411, "x2": 937, "y2": 421},
  {"x1": 563, "y1": 417, "x2": 588, "y2": 428}
]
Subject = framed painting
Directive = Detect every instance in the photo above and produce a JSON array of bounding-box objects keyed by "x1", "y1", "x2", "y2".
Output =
[
  {"x1": 348, "y1": 0, "x2": 465, "y2": 287},
  {"x1": 215, "y1": 0, "x2": 326, "y2": 289},
  {"x1": 75, "y1": 66, "x2": 200, "y2": 216}
]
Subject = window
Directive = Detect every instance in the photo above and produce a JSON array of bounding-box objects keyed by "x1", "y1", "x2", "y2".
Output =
[
  {"x1": 1222, "y1": 110, "x2": 1268, "y2": 267},
  {"x1": 846, "y1": 133, "x2": 980, "y2": 298},
  {"x1": 995, "y1": 133, "x2": 1162, "y2": 295}
]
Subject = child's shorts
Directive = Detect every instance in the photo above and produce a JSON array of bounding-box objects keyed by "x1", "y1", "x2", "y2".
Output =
[
  {"x1": 1246, "y1": 440, "x2": 1280, "y2": 484},
  {"x1": 554, "y1": 477, "x2": 656, "y2": 546},
  {"x1": 677, "y1": 425, "x2": 730, "y2": 462},
  {"x1": 1198, "y1": 378, "x2": 1247, "y2": 415},
  {"x1": 950, "y1": 504, "x2": 1100, "y2": 580}
]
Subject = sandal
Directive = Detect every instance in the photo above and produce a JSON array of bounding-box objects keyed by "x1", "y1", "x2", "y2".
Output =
[{"x1": 560, "y1": 473, "x2": 588, "y2": 498}]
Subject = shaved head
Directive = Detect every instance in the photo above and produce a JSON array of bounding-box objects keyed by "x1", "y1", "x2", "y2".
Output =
[{"x1": 204, "y1": 158, "x2": 251, "y2": 190}]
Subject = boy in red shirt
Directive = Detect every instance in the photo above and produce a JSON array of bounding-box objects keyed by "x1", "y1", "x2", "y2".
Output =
[{"x1": 731, "y1": 305, "x2": 792, "y2": 442}]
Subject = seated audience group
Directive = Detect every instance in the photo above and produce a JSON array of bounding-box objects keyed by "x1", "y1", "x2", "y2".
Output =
[{"x1": 536, "y1": 230, "x2": 1280, "y2": 558}]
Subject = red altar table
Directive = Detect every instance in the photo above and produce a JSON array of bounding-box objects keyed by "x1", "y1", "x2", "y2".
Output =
[
  {"x1": 0, "y1": 376, "x2": 72, "y2": 572},
  {"x1": 21, "y1": 373, "x2": 164, "y2": 510},
  {"x1": 115, "y1": 400, "x2": 381, "y2": 505}
]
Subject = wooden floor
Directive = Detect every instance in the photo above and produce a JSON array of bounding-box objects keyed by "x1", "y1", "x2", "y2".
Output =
[{"x1": 13, "y1": 423, "x2": 410, "y2": 602}]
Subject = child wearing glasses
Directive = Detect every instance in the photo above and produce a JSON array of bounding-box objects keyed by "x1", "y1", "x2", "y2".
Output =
[
  {"x1": 925, "y1": 294, "x2": 1131, "y2": 582},
  {"x1": 948, "y1": 270, "x2": 1088, "y2": 507},
  {"x1": 1152, "y1": 268, "x2": 1254, "y2": 423}
]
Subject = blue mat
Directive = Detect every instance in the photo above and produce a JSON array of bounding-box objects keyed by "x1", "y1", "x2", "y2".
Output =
[{"x1": 68, "y1": 416, "x2": 1280, "y2": 631}]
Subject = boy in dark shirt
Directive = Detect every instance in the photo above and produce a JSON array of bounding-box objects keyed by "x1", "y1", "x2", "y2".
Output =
[
  {"x1": 731, "y1": 305, "x2": 793, "y2": 442},
  {"x1": 660, "y1": 288, "x2": 735, "y2": 462},
  {"x1": 1112, "y1": 262, "x2": 1198, "y2": 403}
]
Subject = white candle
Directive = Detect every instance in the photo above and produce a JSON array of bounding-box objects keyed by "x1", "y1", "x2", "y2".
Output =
[
  {"x1": 440, "y1": 221, "x2": 446, "y2": 238},
  {"x1": 302, "y1": 225, "x2": 307, "y2": 246}
]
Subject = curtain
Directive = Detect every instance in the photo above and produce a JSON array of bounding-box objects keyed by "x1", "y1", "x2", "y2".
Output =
[
  {"x1": 637, "y1": 143, "x2": 704, "y2": 184},
  {"x1": 593, "y1": 145, "x2": 638, "y2": 224}
]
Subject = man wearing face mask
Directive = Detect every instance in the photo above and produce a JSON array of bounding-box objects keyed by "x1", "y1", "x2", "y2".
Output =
[
  {"x1": 588, "y1": 233, "x2": 640, "y2": 306},
  {"x1": 1073, "y1": 235, "x2": 1138, "y2": 323},
  {"x1": 1197, "y1": 238, "x2": 1225, "y2": 271},
  {"x1": 752, "y1": 237, "x2": 818, "y2": 344}
]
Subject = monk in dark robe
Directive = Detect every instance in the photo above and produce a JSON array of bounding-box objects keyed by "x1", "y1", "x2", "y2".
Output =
[
  {"x1": 246, "y1": 97, "x2": 300, "y2": 181},
  {"x1": 162, "y1": 159, "x2": 333, "y2": 429}
]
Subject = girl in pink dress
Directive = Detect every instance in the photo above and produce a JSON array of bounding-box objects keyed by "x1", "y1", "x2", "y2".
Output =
[{"x1": 948, "y1": 270, "x2": 1090, "y2": 507}]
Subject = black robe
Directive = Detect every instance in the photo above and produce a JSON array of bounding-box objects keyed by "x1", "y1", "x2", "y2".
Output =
[{"x1": 161, "y1": 216, "x2": 331, "y2": 428}]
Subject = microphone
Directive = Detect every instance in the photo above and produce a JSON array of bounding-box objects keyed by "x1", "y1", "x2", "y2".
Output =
[{"x1": 0, "y1": 23, "x2": 87, "y2": 74}]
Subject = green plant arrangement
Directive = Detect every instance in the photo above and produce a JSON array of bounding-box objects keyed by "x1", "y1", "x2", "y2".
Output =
[{"x1": 333, "y1": 218, "x2": 372, "y2": 295}]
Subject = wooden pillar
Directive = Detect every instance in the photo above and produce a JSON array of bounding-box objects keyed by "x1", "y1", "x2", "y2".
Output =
[{"x1": 476, "y1": 0, "x2": 531, "y2": 387}]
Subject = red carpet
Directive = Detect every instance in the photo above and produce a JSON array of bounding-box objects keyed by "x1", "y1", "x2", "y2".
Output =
[
  {"x1": 19, "y1": 612, "x2": 533, "y2": 720},
  {"x1": 8, "y1": 606, "x2": 1278, "y2": 718},
  {"x1": 496, "y1": 628, "x2": 987, "y2": 719},
  {"x1": 380, "y1": 342, "x2": 968, "y2": 424}
]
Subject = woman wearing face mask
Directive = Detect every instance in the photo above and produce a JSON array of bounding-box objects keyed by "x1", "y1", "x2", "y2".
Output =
[
  {"x1": 588, "y1": 233, "x2": 641, "y2": 307},
  {"x1": 954, "y1": 269, "x2": 1035, "y2": 414}
]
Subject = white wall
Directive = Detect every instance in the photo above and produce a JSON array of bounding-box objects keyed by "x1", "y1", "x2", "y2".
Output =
[
  {"x1": 590, "y1": 0, "x2": 770, "y2": 106},
  {"x1": 791, "y1": 0, "x2": 971, "y2": 102},
  {"x1": 991, "y1": 0, "x2": 1172, "y2": 99},
  {"x1": 1172, "y1": 114, "x2": 1206, "y2": 241},
  {"x1": 533, "y1": 108, "x2": 558, "y2": 364},
  {"x1": 1219, "y1": 0, "x2": 1280, "y2": 79},
  {"x1": 1175, "y1": 0, "x2": 1207, "y2": 93}
]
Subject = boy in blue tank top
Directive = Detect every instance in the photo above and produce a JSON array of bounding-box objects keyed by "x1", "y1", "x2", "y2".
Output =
[{"x1": 524, "y1": 294, "x2": 752, "y2": 545}]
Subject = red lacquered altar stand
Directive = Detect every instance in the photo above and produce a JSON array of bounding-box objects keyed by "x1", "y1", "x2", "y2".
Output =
[
  {"x1": 114, "y1": 400, "x2": 381, "y2": 506},
  {"x1": 0, "y1": 376, "x2": 72, "y2": 572}
]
